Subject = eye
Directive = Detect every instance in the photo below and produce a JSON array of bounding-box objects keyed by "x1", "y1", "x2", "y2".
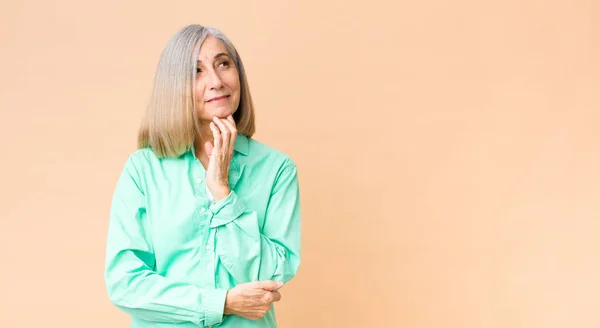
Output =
[
  {"x1": 218, "y1": 60, "x2": 230, "y2": 68},
  {"x1": 196, "y1": 68, "x2": 202, "y2": 74}
]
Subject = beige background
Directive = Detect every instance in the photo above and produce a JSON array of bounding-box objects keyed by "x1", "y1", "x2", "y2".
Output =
[{"x1": 1, "y1": 0, "x2": 599, "y2": 327}]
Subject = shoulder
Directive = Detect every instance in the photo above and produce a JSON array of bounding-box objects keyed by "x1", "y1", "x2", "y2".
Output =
[
  {"x1": 245, "y1": 137, "x2": 297, "y2": 172},
  {"x1": 244, "y1": 137, "x2": 299, "y2": 189},
  {"x1": 124, "y1": 147, "x2": 160, "y2": 169},
  {"x1": 119, "y1": 147, "x2": 168, "y2": 181}
]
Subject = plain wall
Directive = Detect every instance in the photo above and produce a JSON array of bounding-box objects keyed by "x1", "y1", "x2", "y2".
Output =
[{"x1": 1, "y1": 0, "x2": 599, "y2": 327}]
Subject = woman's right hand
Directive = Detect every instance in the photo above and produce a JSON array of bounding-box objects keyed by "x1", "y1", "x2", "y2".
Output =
[{"x1": 224, "y1": 280, "x2": 283, "y2": 321}]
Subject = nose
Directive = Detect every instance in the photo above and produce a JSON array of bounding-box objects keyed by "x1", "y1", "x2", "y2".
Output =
[{"x1": 207, "y1": 69, "x2": 223, "y2": 90}]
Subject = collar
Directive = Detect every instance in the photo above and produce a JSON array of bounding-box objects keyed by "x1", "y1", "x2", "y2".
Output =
[{"x1": 233, "y1": 134, "x2": 249, "y2": 156}]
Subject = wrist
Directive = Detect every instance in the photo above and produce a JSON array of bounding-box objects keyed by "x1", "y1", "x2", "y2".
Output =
[
  {"x1": 223, "y1": 289, "x2": 236, "y2": 315},
  {"x1": 212, "y1": 185, "x2": 231, "y2": 202}
]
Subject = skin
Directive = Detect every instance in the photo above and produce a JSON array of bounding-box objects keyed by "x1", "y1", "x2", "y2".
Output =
[{"x1": 193, "y1": 35, "x2": 283, "y2": 321}]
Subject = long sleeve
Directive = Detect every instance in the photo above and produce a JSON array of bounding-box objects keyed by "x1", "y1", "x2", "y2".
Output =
[
  {"x1": 208, "y1": 160, "x2": 301, "y2": 284},
  {"x1": 104, "y1": 158, "x2": 227, "y2": 326}
]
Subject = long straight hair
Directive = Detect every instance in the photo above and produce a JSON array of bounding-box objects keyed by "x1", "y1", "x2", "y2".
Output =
[{"x1": 137, "y1": 24, "x2": 256, "y2": 158}]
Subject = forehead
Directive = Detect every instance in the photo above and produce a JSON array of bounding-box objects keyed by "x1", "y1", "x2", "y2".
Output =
[{"x1": 197, "y1": 36, "x2": 229, "y2": 60}]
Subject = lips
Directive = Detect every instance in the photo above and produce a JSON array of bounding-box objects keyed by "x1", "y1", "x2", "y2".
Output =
[{"x1": 206, "y1": 95, "x2": 229, "y2": 102}]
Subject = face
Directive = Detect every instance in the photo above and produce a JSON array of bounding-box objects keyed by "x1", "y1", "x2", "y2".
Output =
[{"x1": 195, "y1": 35, "x2": 241, "y2": 121}]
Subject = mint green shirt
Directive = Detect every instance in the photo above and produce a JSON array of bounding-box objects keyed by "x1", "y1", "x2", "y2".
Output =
[{"x1": 104, "y1": 135, "x2": 301, "y2": 328}]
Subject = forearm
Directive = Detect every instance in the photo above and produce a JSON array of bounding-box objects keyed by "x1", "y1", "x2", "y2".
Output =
[
  {"x1": 212, "y1": 213, "x2": 300, "y2": 283},
  {"x1": 208, "y1": 162, "x2": 301, "y2": 284},
  {"x1": 105, "y1": 253, "x2": 227, "y2": 326}
]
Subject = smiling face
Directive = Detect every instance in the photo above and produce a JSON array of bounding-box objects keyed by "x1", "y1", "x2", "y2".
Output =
[{"x1": 195, "y1": 35, "x2": 241, "y2": 121}]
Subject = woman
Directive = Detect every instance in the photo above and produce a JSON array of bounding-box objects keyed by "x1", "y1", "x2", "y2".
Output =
[{"x1": 104, "y1": 24, "x2": 301, "y2": 328}]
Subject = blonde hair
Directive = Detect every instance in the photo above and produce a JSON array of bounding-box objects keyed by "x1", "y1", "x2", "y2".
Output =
[{"x1": 137, "y1": 24, "x2": 256, "y2": 158}]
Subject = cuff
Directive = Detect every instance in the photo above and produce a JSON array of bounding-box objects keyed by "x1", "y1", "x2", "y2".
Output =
[
  {"x1": 203, "y1": 288, "x2": 227, "y2": 326},
  {"x1": 209, "y1": 190, "x2": 247, "y2": 228}
]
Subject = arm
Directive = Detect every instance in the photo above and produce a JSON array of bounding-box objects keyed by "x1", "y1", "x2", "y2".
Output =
[
  {"x1": 104, "y1": 157, "x2": 227, "y2": 326},
  {"x1": 208, "y1": 160, "x2": 301, "y2": 284}
]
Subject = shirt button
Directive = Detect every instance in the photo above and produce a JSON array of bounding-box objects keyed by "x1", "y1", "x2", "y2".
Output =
[
  {"x1": 196, "y1": 178, "x2": 203, "y2": 183},
  {"x1": 200, "y1": 207, "x2": 206, "y2": 212},
  {"x1": 205, "y1": 245, "x2": 212, "y2": 251}
]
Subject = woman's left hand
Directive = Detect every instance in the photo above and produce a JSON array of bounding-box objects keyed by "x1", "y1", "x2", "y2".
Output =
[{"x1": 205, "y1": 115, "x2": 237, "y2": 202}]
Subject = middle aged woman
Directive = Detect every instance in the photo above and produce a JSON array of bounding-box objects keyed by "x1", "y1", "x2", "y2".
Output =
[{"x1": 104, "y1": 24, "x2": 301, "y2": 328}]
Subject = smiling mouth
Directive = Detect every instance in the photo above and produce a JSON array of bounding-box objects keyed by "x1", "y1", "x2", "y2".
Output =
[{"x1": 206, "y1": 95, "x2": 229, "y2": 103}]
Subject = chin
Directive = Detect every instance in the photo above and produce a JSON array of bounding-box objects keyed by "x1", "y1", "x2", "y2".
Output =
[
  {"x1": 215, "y1": 108, "x2": 235, "y2": 118},
  {"x1": 200, "y1": 108, "x2": 233, "y2": 120}
]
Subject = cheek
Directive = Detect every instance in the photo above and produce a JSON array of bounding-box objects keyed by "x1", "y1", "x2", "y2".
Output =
[
  {"x1": 230, "y1": 80, "x2": 241, "y2": 103},
  {"x1": 231, "y1": 82, "x2": 241, "y2": 103},
  {"x1": 195, "y1": 82, "x2": 204, "y2": 98},
  {"x1": 194, "y1": 83, "x2": 206, "y2": 112},
  {"x1": 226, "y1": 71, "x2": 241, "y2": 94}
]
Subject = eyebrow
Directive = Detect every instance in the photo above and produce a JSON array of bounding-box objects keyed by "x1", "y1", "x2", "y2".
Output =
[{"x1": 197, "y1": 53, "x2": 231, "y2": 64}]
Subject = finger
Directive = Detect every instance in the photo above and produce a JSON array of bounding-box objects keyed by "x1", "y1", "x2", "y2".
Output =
[
  {"x1": 241, "y1": 313, "x2": 258, "y2": 321},
  {"x1": 212, "y1": 117, "x2": 230, "y2": 152},
  {"x1": 270, "y1": 291, "x2": 282, "y2": 302},
  {"x1": 221, "y1": 116, "x2": 237, "y2": 134},
  {"x1": 209, "y1": 122, "x2": 222, "y2": 151},
  {"x1": 254, "y1": 307, "x2": 269, "y2": 319},
  {"x1": 220, "y1": 117, "x2": 238, "y2": 150},
  {"x1": 260, "y1": 306, "x2": 270, "y2": 316},
  {"x1": 227, "y1": 114, "x2": 236, "y2": 128},
  {"x1": 262, "y1": 292, "x2": 274, "y2": 303},
  {"x1": 257, "y1": 280, "x2": 284, "y2": 291},
  {"x1": 243, "y1": 309, "x2": 265, "y2": 321}
]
